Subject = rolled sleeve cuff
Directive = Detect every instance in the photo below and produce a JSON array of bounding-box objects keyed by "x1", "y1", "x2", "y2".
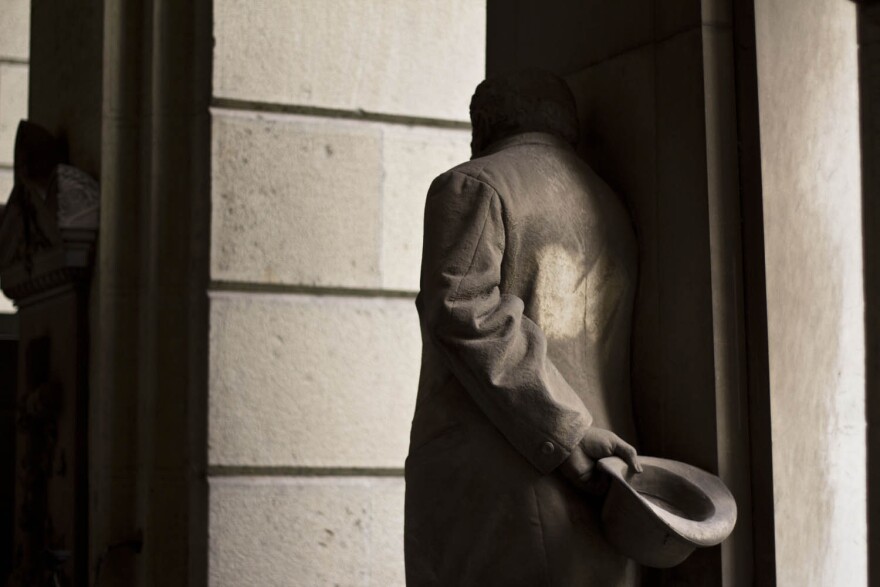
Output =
[{"x1": 529, "y1": 414, "x2": 591, "y2": 475}]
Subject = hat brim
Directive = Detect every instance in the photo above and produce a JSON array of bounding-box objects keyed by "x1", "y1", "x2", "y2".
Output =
[{"x1": 598, "y1": 456, "x2": 737, "y2": 548}]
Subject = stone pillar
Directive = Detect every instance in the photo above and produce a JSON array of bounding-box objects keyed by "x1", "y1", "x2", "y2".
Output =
[
  {"x1": 94, "y1": 1, "x2": 211, "y2": 585},
  {"x1": 755, "y1": 0, "x2": 867, "y2": 584},
  {"x1": 26, "y1": 0, "x2": 212, "y2": 584}
]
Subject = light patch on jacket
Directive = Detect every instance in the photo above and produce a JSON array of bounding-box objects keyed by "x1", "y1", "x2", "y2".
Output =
[
  {"x1": 534, "y1": 244, "x2": 626, "y2": 342},
  {"x1": 534, "y1": 244, "x2": 587, "y2": 340},
  {"x1": 585, "y1": 252, "x2": 626, "y2": 340}
]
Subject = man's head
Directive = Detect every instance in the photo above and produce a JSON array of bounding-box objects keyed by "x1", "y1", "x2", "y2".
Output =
[{"x1": 469, "y1": 69, "x2": 579, "y2": 157}]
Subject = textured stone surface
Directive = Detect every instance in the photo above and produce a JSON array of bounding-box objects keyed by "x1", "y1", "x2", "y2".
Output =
[
  {"x1": 0, "y1": 0, "x2": 30, "y2": 60},
  {"x1": 756, "y1": 0, "x2": 866, "y2": 584},
  {"x1": 209, "y1": 477, "x2": 404, "y2": 587},
  {"x1": 368, "y1": 479, "x2": 407, "y2": 586},
  {"x1": 212, "y1": 110, "x2": 471, "y2": 290},
  {"x1": 211, "y1": 111, "x2": 383, "y2": 288},
  {"x1": 214, "y1": 0, "x2": 485, "y2": 122},
  {"x1": 0, "y1": 63, "x2": 28, "y2": 165},
  {"x1": 209, "y1": 292, "x2": 420, "y2": 467},
  {"x1": 381, "y1": 125, "x2": 470, "y2": 291}
]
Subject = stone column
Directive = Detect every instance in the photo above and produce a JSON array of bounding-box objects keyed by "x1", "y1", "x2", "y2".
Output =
[
  {"x1": 94, "y1": 1, "x2": 211, "y2": 585},
  {"x1": 755, "y1": 1, "x2": 866, "y2": 584},
  {"x1": 27, "y1": 0, "x2": 212, "y2": 584}
]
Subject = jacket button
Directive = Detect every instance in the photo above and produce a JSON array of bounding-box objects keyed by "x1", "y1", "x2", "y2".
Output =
[{"x1": 541, "y1": 441, "x2": 555, "y2": 455}]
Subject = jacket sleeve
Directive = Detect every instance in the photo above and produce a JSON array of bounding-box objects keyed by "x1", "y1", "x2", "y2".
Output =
[{"x1": 417, "y1": 170, "x2": 592, "y2": 474}]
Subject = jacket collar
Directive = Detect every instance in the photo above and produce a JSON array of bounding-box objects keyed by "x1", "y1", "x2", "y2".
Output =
[{"x1": 476, "y1": 131, "x2": 573, "y2": 158}]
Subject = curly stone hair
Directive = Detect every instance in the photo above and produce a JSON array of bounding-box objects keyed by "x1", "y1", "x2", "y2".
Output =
[{"x1": 469, "y1": 69, "x2": 580, "y2": 157}]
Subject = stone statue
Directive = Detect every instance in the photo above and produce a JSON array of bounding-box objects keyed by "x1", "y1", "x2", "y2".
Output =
[{"x1": 405, "y1": 69, "x2": 644, "y2": 585}]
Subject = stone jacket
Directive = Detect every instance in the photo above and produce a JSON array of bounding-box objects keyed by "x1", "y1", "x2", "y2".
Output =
[{"x1": 404, "y1": 132, "x2": 640, "y2": 586}]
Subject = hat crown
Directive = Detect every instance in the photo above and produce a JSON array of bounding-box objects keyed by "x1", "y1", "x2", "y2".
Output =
[{"x1": 626, "y1": 464, "x2": 716, "y2": 522}]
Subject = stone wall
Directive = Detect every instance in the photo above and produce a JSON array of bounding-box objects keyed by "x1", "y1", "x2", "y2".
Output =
[
  {"x1": 755, "y1": 0, "x2": 867, "y2": 584},
  {"x1": 0, "y1": 0, "x2": 29, "y2": 313},
  {"x1": 208, "y1": 2, "x2": 485, "y2": 584}
]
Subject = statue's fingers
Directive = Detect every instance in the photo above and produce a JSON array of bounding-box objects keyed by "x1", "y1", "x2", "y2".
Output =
[{"x1": 614, "y1": 442, "x2": 643, "y2": 473}]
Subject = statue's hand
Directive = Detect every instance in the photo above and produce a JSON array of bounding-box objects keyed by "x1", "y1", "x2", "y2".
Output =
[{"x1": 558, "y1": 427, "x2": 642, "y2": 494}]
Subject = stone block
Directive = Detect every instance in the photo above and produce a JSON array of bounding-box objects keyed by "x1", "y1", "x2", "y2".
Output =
[
  {"x1": 212, "y1": 110, "x2": 471, "y2": 290},
  {"x1": 0, "y1": 63, "x2": 28, "y2": 166},
  {"x1": 0, "y1": 0, "x2": 29, "y2": 60},
  {"x1": 381, "y1": 125, "x2": 471, "y2": 291},
  {"x1": 213, "y1": 0, "x2": 485, "y2": 122},
  {"x1": 209, "y1": 477, "x2": 405, "y2": 587},
  {"x1": 211, "y1": 111, "x2": 383, "y2": 288},
  {"x1": 369, "y1": 480, "x2": 407, "y2": 586},
  {"x1": 208, "y1": 293, "x2": 420, "y2": 467}
]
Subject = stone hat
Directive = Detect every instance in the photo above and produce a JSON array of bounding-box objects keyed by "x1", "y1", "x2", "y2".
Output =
[{"x1": 598, "y1": 456, "x2": 737, "y2": 568}]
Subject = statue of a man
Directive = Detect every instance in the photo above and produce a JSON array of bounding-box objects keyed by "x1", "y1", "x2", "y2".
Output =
[{"x1": 404, "y1": 69, "x2": 643, "y2": 586}]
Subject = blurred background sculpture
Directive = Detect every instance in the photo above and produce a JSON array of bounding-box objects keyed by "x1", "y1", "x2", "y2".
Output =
[{"x1": 0, "y1": 121, "x2": 98, "y2": 587}]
